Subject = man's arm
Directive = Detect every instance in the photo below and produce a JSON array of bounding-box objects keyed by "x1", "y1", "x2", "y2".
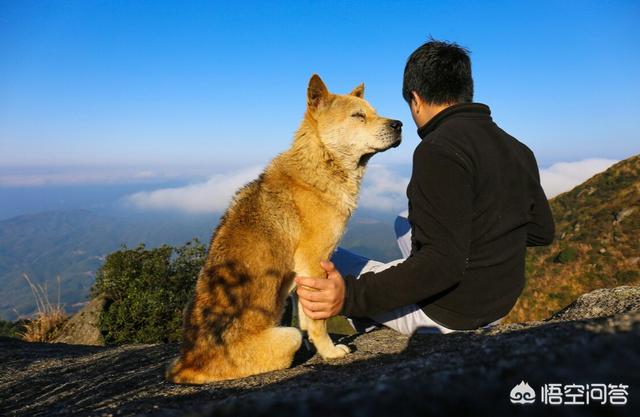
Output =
[
  {"x1": 526, "y1": 151, "x2": 555, "y2": 246},
  {"x1": 341, "y1": 140, "x2": 473, "y2": 318}
]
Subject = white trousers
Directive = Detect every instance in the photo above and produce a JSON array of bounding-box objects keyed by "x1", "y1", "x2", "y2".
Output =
[{"x1": 332, "y1": 210, "x2": 502, "y2": 336}]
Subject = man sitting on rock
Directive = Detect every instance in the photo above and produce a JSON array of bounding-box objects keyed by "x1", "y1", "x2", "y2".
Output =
[{"x1": 295, "y1": 39, "x2": 555, "y2": 335}]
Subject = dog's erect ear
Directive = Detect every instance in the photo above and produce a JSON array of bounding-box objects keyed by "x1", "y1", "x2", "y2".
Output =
[
  {"x1": 307, "y1": 74, "x2": 329, "y2": 109},
  {"x1": 350, "y1": 83, "x2": 365, "y2": 98}
]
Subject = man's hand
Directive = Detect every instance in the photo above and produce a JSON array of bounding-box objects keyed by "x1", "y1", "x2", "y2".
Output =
[{"x1": 295, "y1": 260, "x2": 345, "y2": 320}]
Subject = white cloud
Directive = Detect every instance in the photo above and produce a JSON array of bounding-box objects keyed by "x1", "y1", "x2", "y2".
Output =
[
  {"x1": 540, "y1": 158, "x2": 618, "y2": 198},
  {"x1": 125, "y1": 163, "x2": 409, "y2": 214},
  {"x1": 358, "y1": 164, "x2": 409, "y2": 212},
  {"x1": 126, "y1": 165, "x2": 264, "y2": 213}
]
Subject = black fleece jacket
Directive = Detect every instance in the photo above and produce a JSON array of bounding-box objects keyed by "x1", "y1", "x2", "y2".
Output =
[{"x1": 341, "y1": 103, "x2": 555, "y2": 330}]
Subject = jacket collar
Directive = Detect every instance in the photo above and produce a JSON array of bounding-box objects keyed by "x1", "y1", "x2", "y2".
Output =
[{"x1": 417, "y1": 102, "x2": 491, "y2": 139}]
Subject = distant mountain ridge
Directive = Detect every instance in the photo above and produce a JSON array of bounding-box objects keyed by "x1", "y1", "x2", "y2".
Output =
[
  {"x1": 0, "y1": 210, "x2": 217, "y2": 319},
  {"x1": 506, "y1": 154, "x2": 640, "y2": 322}
]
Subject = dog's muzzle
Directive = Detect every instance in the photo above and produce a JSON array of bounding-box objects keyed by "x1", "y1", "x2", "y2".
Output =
[
  {"x1": 388, "y1": 119, "x2": 403, "y2": 132},
  {"x1": 387, "y1": 119, "x2": 402, "y2": 148}
]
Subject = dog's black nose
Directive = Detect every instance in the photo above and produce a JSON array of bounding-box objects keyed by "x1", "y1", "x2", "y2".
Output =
[{"x1": 389, "y1": 120, "x2": 402, "y2": 131}]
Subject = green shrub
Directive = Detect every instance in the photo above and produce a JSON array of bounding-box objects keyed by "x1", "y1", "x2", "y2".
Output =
[
  {"x1": 614, "y1": 270, "x2": 640, "y2": 284},
  {"x1": 553, "y1": 247, "x2": 578, "y2": 264},
  {"x1": 0, "y1": 319, "x2": 21, "y2": 338},
  {"x1": 92, "y1": 239, "x2": 206, "y2": 344}
]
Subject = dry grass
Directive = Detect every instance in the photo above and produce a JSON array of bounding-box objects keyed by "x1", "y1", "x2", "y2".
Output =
[
  {"x1": 19, "y1": 274, "x2": 68, "y2": 342},
  {"x1": 505, "y1": 242, "x2": 640, "y2": 323}
]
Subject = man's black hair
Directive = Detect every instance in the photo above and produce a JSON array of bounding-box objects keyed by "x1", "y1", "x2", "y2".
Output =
[{"x1": 402, "y1": 38, "x2": 474, "y2": 105}]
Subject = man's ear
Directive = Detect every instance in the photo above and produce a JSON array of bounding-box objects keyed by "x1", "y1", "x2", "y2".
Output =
[
  {"x1": 308, "y1": 74, "x2": 329, "y2": 110},
  {"x1": 411, "y1": 91, "x2": 423, "y2": 113},
  {"x1": 350, "y1": 83, "x2": 365, "y2": 98}
]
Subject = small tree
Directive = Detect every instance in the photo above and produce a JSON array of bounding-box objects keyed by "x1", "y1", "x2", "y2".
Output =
[{"x1": 92, "y1": 239, "x2": 206, "y2": 344}]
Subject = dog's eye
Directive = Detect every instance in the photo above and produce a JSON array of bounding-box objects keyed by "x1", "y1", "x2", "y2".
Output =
[{"x1": 351, "y1": 111, "x2": 366, "y2": 120}]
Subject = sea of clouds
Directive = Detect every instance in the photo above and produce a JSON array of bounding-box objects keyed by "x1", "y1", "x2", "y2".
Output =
[
  {"x1": 538, "y1": 158, "x2": 618, "y2": 198},
  {"x1": 0, "y1": 158, "x2": 620, "y2": 214},
  {"x1": 121, "y1": 158, "x2": 619, "y2": 214}
]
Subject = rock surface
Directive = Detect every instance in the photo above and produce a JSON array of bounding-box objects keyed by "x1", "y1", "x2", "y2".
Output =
[
  {"x1": 52, "y1": 295, "x2": 106, "y2": 346},
  {"x1": 1, "y1": 286, "x2": 639, "y2": 417},
  {"x1": 548, "y1": 286, "x2": 640, "y2": 322}
]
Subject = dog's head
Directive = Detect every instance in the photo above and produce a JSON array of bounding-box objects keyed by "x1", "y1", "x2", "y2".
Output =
[{"x1": 305, "y1": 74, "x2": 402, "y2": 166}]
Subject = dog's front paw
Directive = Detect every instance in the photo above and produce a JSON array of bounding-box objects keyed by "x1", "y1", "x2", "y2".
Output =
[{"x1": 319, "y1": 343, "x2": 350, "y2": 360}]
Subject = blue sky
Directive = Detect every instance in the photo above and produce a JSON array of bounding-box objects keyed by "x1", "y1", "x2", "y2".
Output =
[{"x1": 1, "y1": 0, "x2": 639, "y2": 181}]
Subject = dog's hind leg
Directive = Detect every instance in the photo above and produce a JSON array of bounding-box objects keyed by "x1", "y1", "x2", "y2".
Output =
[
  {"x1": 236, "y1": 326, "x2": 303, "y2": 376},
  {"x1": 166, "y1": 326, "x2": 302, "y2": 384}
]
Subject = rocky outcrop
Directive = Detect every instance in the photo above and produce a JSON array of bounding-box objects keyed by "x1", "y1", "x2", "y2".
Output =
[
  {"x1": 52, "y1": 294, "x2": 106, "y2": 346},
  {"x1": 548, "y1": 286, "x2": 640, "y2": 322},
  {"x1": 1, "y1": 286, "x2": 639, "y2": 417}
]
